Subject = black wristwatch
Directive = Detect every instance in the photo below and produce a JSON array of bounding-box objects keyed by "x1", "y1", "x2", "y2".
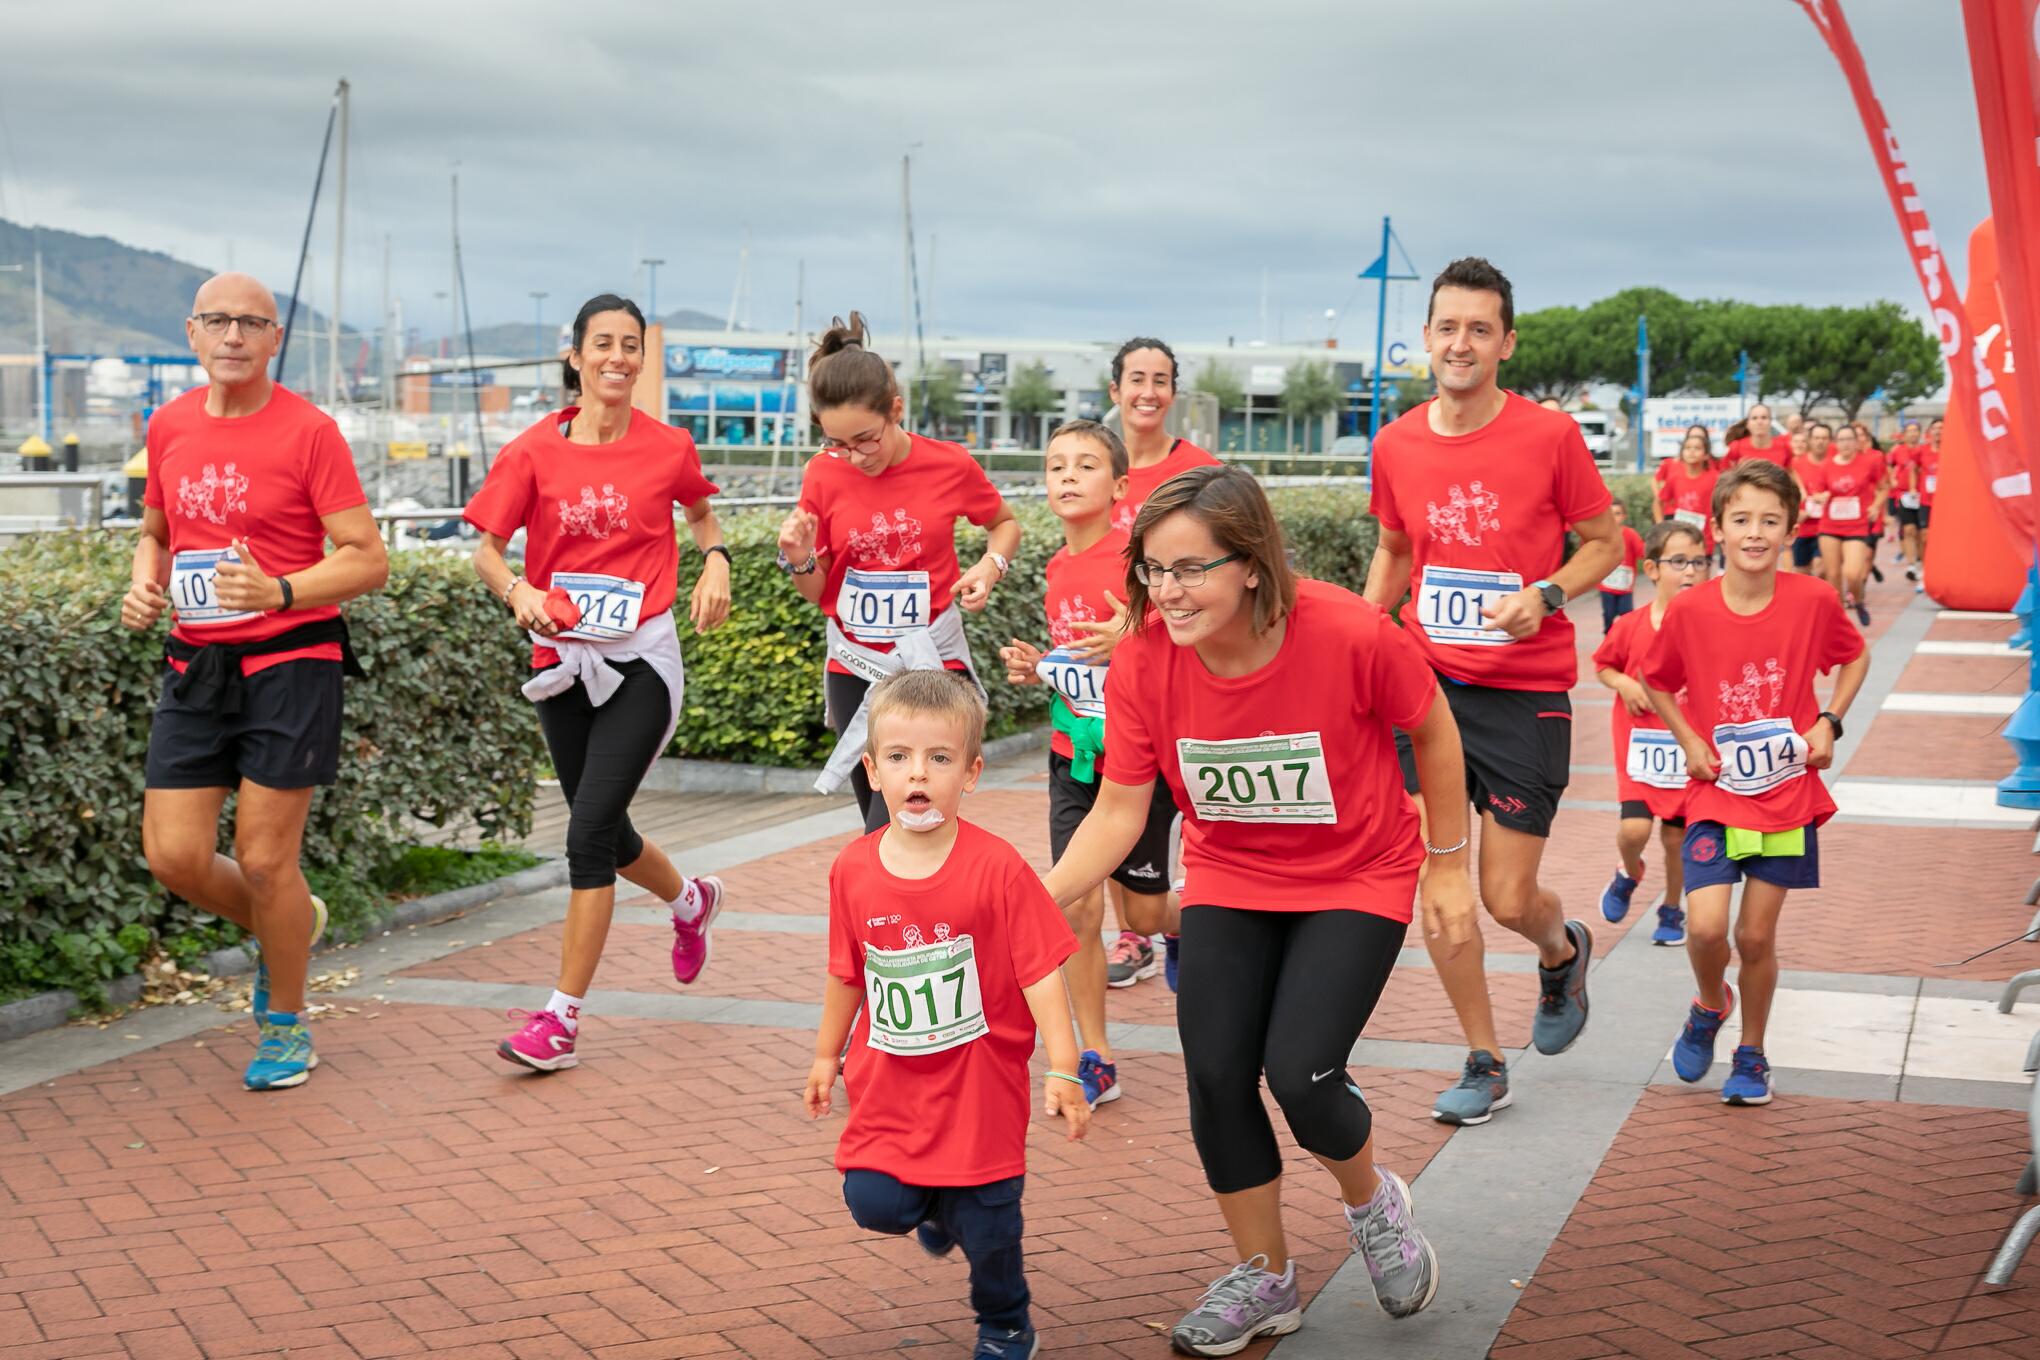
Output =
[
  {"x1": 1817, "y1": 710, "x2": 1844, "y2": 739},
  {"x1": 702, "y1": 544, "x2": 732, "y2": 566},
  {"x1": 1533, "y1": 580, "x2": 1566, "y2": 614}
]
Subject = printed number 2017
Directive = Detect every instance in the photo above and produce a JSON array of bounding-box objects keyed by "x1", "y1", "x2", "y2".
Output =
[
  {"x1": 871, "y1": 966, "x2": 967, "y2": 1031},
  {"x1": 1196, "y1": 761, "x2": 1311, "y2": 805}
]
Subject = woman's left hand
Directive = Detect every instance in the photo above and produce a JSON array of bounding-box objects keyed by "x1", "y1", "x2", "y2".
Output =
[{"x1": 691, "y1": 554, "x2": 732, "y2": 634}]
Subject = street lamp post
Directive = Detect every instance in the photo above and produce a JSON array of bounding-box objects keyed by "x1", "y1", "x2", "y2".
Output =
[
  {"x1": 641, "y1": 258, "x2": 666, "y2": 323},
  {"x1": 530, "y1": 290, "x2": 549, "y2": 403},
  {"x1": 0, "y1": 250, "x2": 47, "y2": 441}
]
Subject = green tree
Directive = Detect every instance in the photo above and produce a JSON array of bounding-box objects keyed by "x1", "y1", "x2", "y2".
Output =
[
  {"x1": 1579, "y1": 286, "x2": 1739, "y2": 398},
  {"x1": 1506, "y1": 305, "x2": 1598, "y2": 403},
  {"x1": 1280, "y1": 358, "x2": 1341, "y2": 451},
  {"x1": 1386, "y1": 374, "x2": 1433, "y2": 418},
  {"x1": 1003, "y1": 360, "x2": 1061, "y2": 446},
  {"x1": 1193, "y1": 359, "x2": 1245, "y2": 414},
  {"x1": 914, "y1": 365, "x2": 963, "y2": 430}
]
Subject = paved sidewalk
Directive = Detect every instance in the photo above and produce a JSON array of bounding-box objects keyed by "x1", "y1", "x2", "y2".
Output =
[{"x1": 2, "y1": 564, "x2": 2038, "y2": 1358}]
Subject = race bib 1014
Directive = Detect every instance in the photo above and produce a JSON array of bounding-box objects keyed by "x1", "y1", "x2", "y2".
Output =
[
  {"x1": 1712, "y1": 718, "x2": 1807, "y2": 797},
  {"x1": 1176, "y1": 731, "x2": 1337, "y2": 824},
  {"x1": 863, "y1": 934, "x2": 986, "y2": 1058},
  {"x1": 552, "y1": 571, "x2": 646, "y2": 641},
  {"x1": 169, "y1": 547, "x2": 257, "y2": 628},
  {"x1": 838, "y1": 569, "x2": 932, "y2": 640},
  {"x1": 1416, "y1": 566, "x2": 1521, "y2": 647},
  {"x1": 1036, "y1": 646, "x2": 1106, "y2": 720}
]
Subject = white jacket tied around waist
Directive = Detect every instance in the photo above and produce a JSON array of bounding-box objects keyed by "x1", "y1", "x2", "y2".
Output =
[
  {"x1": 522, "y1": 610, "x2": 686, "y2": 782},
  {"x1": 818, "y1": 602, "x2": 981, "y2": 795}
]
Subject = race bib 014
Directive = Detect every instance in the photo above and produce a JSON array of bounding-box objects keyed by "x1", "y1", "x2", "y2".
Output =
[
  {"x1": 1176, "y1": 731, "x2": 1337, "y2": 824},
  {"x1": 838, "y1": 569, "x2": 932, "y2": 640},
  {"x1": 1416, "y1": 565, "x2": 1521, "y2": 647},
  {"x1": 1625, "y1": 728, "x2": 1688, "y2": 790},
  {"x1": 169, "y1": 547, "x2": 257, "y2": 628},
  {"x1": 863, "y1": 934, "x2": 987, "y2": 1058},
  {"x1": 552, "y1": 571, "x2": 646, "y2": 641},
  {"x1": 1036, "y1": 646, "x2": 1106, "y2": 720},
  {"x1": 1712, "y1": 718, "x2": 1807, "y2": 797}
]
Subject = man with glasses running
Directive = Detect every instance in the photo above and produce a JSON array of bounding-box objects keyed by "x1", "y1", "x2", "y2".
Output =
[{"x1": 121, "y1": 272, "x2": 387, "y2": 1091}]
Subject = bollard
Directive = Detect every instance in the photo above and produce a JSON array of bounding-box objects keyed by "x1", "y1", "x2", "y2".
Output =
[
  {"x1": 60, "y1": 432, "x2": 79, "y2": 473},
  {"x1": 17, "y1": 433, "x2": 50, "y2": 472},
  {"x1": 2014, "y1": 564, "x2": 2038, "y2": 650}
]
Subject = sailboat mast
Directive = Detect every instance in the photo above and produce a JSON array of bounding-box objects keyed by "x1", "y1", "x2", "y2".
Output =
[{"x1": 330, "y1": 78, "x2": 349, "y2": 407}]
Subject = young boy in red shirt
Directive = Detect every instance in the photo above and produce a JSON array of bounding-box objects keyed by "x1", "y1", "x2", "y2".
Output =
[
  {"x1": 1597, "y1": 500, "x2": 1647, "y2": 635},
  {"x1": 1642, "y1": 461, "x2": 1868, "y2": 1106},
  {"x1": 805, "y1": 670, "x2": 1089, "y2": 1360},
  {"x1": 998, "y1": 420, "x2": 1182, "y2": 1110},
  {"x1": 1594, "y1": 519, "x2": 1708, "y2": 945}
]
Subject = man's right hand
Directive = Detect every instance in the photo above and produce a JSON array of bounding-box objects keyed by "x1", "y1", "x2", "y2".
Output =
[{"x1": 121, "y1": 579, "x2": 168, "y2": 631}]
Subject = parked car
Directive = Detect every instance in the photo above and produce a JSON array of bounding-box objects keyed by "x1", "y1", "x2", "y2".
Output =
[{"x1": 1569, "y1": 409, "x2": 1618, "y2": 462}]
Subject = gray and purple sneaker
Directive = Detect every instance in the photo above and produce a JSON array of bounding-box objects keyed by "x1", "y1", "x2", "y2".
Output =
[
  {"x1": 1169, "y1": 1254, "x2": 1301, "y2": 1356},
  {"x1": 1348, "y1": 1167, "x2": 1439, "y2": 1319}
]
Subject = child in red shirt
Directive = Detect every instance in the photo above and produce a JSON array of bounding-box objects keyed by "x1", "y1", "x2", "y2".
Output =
[
  {"x1": 1597, "y1": 501, "x2": 1647, "y2": 635},
  {"x1": 1643, "y1": 461, "x2": 1868, "y2": 1106},
  {"x1": 1593, "y1": 519, "x2": 1708, "y2": 946},
  {"x1": 805, "y1": 670, "x2": 1087, "y2": 1359},
  {"x1": 1657, "y1": 430, "x2": 1721, "y2": 554},
  {"x1": 997, "y1": 421, "x2": 1182, "y2": 1111}
]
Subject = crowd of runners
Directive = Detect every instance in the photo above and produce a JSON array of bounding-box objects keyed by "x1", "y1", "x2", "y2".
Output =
[{"x1": 115, "y1": 254, "x2": 1897, "y2": 1358}]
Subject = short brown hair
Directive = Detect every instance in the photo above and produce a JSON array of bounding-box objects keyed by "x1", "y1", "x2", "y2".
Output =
[
  {"x1": 1047, "y1": 419, "x2": 1128, "y2": 478},
  {"x1": 1126, "y1": 464, "x2": 1296, "y2": 637},
  {"x1": 1713, "y1": 459, "x2": 1800, "y2": 528},
  {"x1": 863, "y1": 669, "x2": 986, "y2": 763},
  {"x1": 1644, "y1": 518, "x2": 1704, "y2": 559},
  {"x1": 808, "y1": 311, "x2": 898, "y2": 415},
  {"x1": 1427, "y1": 256, "x2": 1514, "y2": 332}
]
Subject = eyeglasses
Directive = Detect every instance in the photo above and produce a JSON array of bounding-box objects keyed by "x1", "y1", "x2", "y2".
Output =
[
  {"x1": 1134, "y1": 553, "x2": 1241, "y2": 588},
  {"x1": 821, "y1": 428, "x2": 888, "y2": 456},
  {"x1": 191, "y1": 312, "x2": 277, "y2": 336},
  {"x1": 1651, "y1": 555, "x2": 1712, "y2": 573}
]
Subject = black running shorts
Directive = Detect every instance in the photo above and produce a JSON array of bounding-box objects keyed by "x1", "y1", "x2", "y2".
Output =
[
  {"x1": 1396, "y1": 680, "x2": 1571, "y2": 838},
  {"x1": 146, "y1": 658, "x2": 343, "y2": 790},
  {"x1": 1047, "y1": 752, "x2": 1179, "y2": 894}
]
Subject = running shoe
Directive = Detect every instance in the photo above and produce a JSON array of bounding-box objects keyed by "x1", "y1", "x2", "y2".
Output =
[
  {"x1": 1651, "y1": 901, "x2": 1686, "y2": 947},
  {"x1": 1106, "y1": 932, "x2": 1158, "y2": 988},
  {"x1": 670, "y1": 876, "x2": 725, "y2": 985},
  {"x1": 1530, "y1": 920, "x2": 1593, "y2": 1055},
  {"x1": 1163, "y1": 933, "x2": 1180, "y2": 994},
  {"x1": 1169, "y1": 1256, "x2": 1301, "y2": 1356},
  {"x1": 1431, "y1": 1049, "x2": 1511, "y2": 1126},
  {"x1": 915, "y1": 1217, "x2": 956, "y2": 1258},
  {"x1": 498, "y1": 1008, "x2": 578, "y2": 1072},
  {"x1": 1870, "y1": 562, "x2": 1884, "y2": 584},
  {"x1": 1671, "y1": 985, "x2": 1735, "y2": 1083},
  {"x1": 1348, "y1": 1168, "x2": 1439, "y2": 1319},
  {"x1": 1854, "y1": 600, "x2": 1871, "y2": 628},
  {"x1": 973, "y1": 1326, "x2": 1038, "y2": 1359},
  {"x1": 243, "y1": 1013, "x2": 316, "y2": 1090},
  {"x1": 1722, "y1": 1045, "x2": 1772, "y2": 1105},
  {"x1": 1905, "y1": 565, "x2": 1919, "y2": 582},
  {"x1": 1599, "y1": 867, "x2": 1639, "y2": 924},
  {"x1": 1078, "y1": 1049, "x2": 1121, "y2": 1108},
  {"x1": 250, "y1": 892, "x2": 328, "y2": 1021}
]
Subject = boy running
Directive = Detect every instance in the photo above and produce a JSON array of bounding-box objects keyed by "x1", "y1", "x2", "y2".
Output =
[{"x1": 1597, "y1": 501, "x2": 1646, "y2": 636}]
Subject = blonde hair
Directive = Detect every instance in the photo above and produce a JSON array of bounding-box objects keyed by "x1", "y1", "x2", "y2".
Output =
[{"x1": 863, "y1": 670, "x2": 986, "y2": 762}]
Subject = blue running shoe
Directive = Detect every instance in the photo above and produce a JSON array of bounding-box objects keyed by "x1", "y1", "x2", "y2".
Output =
[
  {"x1": 1599, "y1": 867, "x2": 1639, "y2": 924},
  {"x1": 244, "y1": 1012, "x2": 316, "y2": 1090},
  {"x1": 1671, "y1": 985, "x2": 1734, "y2": 1083},
  {"x1": 1431, "y1": 1050, "x2": 1511, "y2": 1126},
  {"x1": 1722, "y1": 1045, "x2": 1772, "y2": 1105},
  {"x1": 973, "y1": 1326, "x2": 1037, "y2": 1359},
  {"x1": 1651, "y1": 901, "x2": 1686, "y2": 947},
  {"x1": 1163, "y1": 933, "x2": 1180, "y2": 993},
  {"x1": 1531, "y1": 920, "x2": 1594, "y2": 1056},
  {"x1": 915, "y1": 1217, "x2": 956, "y2": 1258},
  {"x1": 1079, "y1": 1049, "x2": 1120, "y2": 1108},
  {"x1": 249, "y1": 893, "x2": 327, "y2": 1020}
]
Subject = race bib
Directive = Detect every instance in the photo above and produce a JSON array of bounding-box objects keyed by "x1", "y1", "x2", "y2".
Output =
[
  {"x1": 552, "y1": 571, "x2": 645, "y2": 641},
  {"x1": 1625, "y1": 729, "x2": 1688, "y2": 790},
  {"x1": 1416, "y1": 566, "x2": 1521, "y2": 647},
  {"x1": 838, "y1": 569, "x2": 931, "y2": 640},
  {"x1": 863, "y1": 934, "x2": 986, "y2": 1058},
  {"x1": 169, "y1": 547, "x2": 256, "y2": 628},
  {"x1": 1900, "y1": 491, "x2": 1921, "y2": 510},
  {"x1": 1036, "y1": 646, "x2": 1106, "y2": 720},
  {"x1": 1827, "y1": 495, "x2": 1862, "y2": 521},
  {"x1": 1925, "y1": 474, "x2": 1938, "y2": 494},
  {"x1": 1602, "y1": 564, "x2": 1635, "y2": 592},
  {"x1": 1673, "y1": 508, "x2": 1707, "y2": 531},
  {"x1": 1712, "y1": 719, "x2": 1807, "y2": 797},
  {"x1": 1176, "y1": 732, "x2": 1337, "y2": 824}
]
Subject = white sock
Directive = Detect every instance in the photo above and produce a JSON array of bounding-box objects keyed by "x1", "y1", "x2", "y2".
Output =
[
  {"x1": 546, "y1": 990, "x2": 584, "y2": 1033},
  {"x1": 669, "y1": 878, "x2": 704, "y2": 924}
]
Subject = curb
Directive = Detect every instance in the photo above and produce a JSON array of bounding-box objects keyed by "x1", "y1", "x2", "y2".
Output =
[
  {"x1": 0, "y1": 859, "x2": 571, "y2": 1047},
  {"x1": 642, "y1": 726, "x2": 1050, "y2": 796}
]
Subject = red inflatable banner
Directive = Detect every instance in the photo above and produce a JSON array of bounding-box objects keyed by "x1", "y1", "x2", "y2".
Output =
[{"x1": 1794, "y1": 0, "x2": 2034, "y2": 548}]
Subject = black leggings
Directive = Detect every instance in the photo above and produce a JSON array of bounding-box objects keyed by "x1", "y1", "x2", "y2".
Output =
[
  {"x1": 1176, "y1": 905, "x2": 1407, "y2": 1194},
  {"x1": 826, "y1": 669, "x2": 895, "y2": 835},
  {"x1": 534, "y1": 658, "x2": 671, "y2": 889}
]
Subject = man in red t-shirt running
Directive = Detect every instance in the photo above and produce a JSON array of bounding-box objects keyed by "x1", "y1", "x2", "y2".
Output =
[
  {"x1": 120, "y1": 273, "x2": 389, "y2": 1092},
  {"x1": 1367, "y1": 257, "x2": 1625, "y2": 1127}
]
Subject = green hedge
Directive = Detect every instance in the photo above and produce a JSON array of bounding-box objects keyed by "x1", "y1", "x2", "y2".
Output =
[{"x1": 0, "y1": 532, "x2": 544, "y2": 999}]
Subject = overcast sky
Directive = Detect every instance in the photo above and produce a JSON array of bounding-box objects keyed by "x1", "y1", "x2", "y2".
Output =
[{"x1": 0, "y1": 0, "x2": 1991, "y2": 351}]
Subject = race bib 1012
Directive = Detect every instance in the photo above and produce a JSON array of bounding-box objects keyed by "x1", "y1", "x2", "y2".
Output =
[
  {"x1": 1036, "y1": 646, "x2": 1106, "y2": 720},
  {"x1": 169, "y1": 547, "x2": 257, "y2": 628},
  {"x1": 1416, "y1": 565, "x2": 1521, "y2": 647},
  {"x1": 1625, "y1": 728, "x2": 1688, "y2": 790}
]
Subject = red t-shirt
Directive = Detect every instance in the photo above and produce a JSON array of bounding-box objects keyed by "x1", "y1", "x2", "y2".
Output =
[
  {"x1": 1642, "y1": 573, "x2": 1864, "y2": 832},
  {"x1": 463, "y1": 408, "x2": 719, "y2": 669},
  {"x1": 1889, "y1": 444, "x2": 1917, "y2": 496},
  {"x1": 798, "y1": 435, "x2": 1005, "y2": 673},
  {"x1": 144, "y1": 384, "x2": 366, "y2": 675},
  {"x1": 1110, "y1": 439, "x2": 1222, "y2": 532},
  {"x1": 1041, "y1": 527, "x2": 1129, "y2": 759},
  {"x1": 1368, "y1": 393, "x2": 1612, "y2": 690},
  {"x1": 1790, "y1": 454, "x2": 1827, "y2": 538},
  {"x1": 1804, "y1": 452, "x2": 1885, "y2": 537},
  {"x1": 1658, "y1": 462, "x2": 1722, "y2": 550},
  {"x1": 1593, "y1": 606, "x2": 1686, "y2": 821},
  {"x1": 827, "y1": 820, "x2": 1078, "y2": 1186},
  {"x1": 1600, "y1": 526, "x2": 1646, "y2": 595},
  {"x1": 1725, "y1": 436, "x2": 1791, "y2": 468},
  {"x1": 1101, "y1": 579, "x2": 1432, "y2": 917},
  {"x1": 1917, "y1": 445, "x2": 1942, "y2": 506}
]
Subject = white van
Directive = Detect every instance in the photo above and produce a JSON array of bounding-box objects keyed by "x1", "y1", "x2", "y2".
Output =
[{"x1": 1569, "y1": 410, "x2": 1618, "y2": 462}]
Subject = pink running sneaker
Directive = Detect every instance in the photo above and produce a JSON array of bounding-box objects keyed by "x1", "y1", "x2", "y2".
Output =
[
  {"x1": 670, "y1": 876, "x2": 726, "y2": 985},
  {"x1": 498, "y1": 1009, "x2": 577, "y2": 1072}
]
